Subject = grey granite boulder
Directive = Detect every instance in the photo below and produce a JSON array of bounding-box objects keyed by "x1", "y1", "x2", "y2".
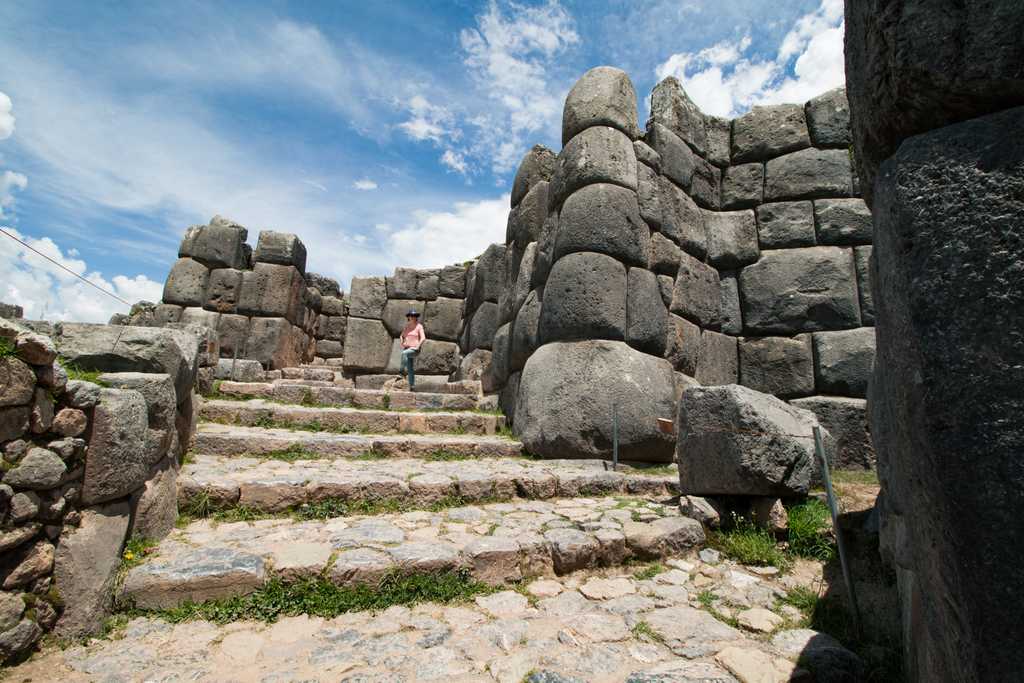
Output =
[
  {"x1": 246, "y1": 317, "x2": 301, "y2": 369},
  {"x1": 704, "y1": 209, "x2": 758, "y2": 269},
  {"x1": 511, "y1": 145, "x2": 557, "y2": 208},
  {"x1": 764, "y1": 148, "x2": 853, "y2": 201},
  {"x1": 739, "y1": 247, "x2": 860, "y2": 334},
  {"x1": 178, "y1": 222, "x2": 248, "y2": 270},
  {"x1": 342, "y1": 318, "x2": 391, "y2": 372},
  {"x1": 424, "y1": 297, "x2": 463, "y2": 342},
  {"x1": 677, "y1": 384, "x2": 830, "y2": 496},
  {"x1": 507, "y1": 181, "x2": 548, "y2": 249},
  {"x1": 510, "y1": 289, "x2": 542, "y2": 372},
  {"x1": 237, "y1": 263, "x2": 305, "y2": 325},
  {"x1": 636, "y1": 162, "x2": 662, "y2": 229},
  {"x1": 659, "y1": 178, "x2": 707, "y2": 259},
  {"x1": 665, "y1": 314, "x2": 701, "y2": 376},
  {"x1": 669, "y1": 252, "x2": 720, "y2": 328},
  {"x1": 625, "y1": 268, "x2": 668, "y2": 357},
  {"x1": 488, "y1": 324, "x2": 511, "y2": 386},
  {"x1": 718, "y1": 272, "x2": 742, "y2": 335},
  {"x1": 649, "y1": 232, "x2": 681, "y2": 275},
  {"x1": 162, "y1": 257, "x2": 210, "y2": 307},
  {"x1": 739, "y1": 335, "x2": 814, "y2": 399},
  {"x1": 755, "y1": 201, "x2": 816, "y2": 249},
  {"x1": 467, "y1": 244, "x2": 506, "y2": 310},
  {"x1": 721, "y1": 162, "x2": 764, "y2": 210},
  {"x1": 731, "y1": 104, "x2": 810, "y2": 163},
  {"x1": 812, "y1": 327, "x2": 875, "y2": 398},
  {"x1": 790, "y1": 397, "x2": 874, "y2": 471},
  {"x1": 204, "y1": 268, "x2": 244, "y2": 313},
  {"x1": 539, "y1": 252, "x2": 626, "y2": 344},
  {"x1": 646, "y1": 122, "x2": 695, "y2": 191},
  {"x1": 562, "y1": 66, "x2": 639, "y2": 144},
  {"x1": 438, "y1": 265, "x2": 467, "y2": 298},
  {"x1": 254, "y1": 231, "x2": 307, "y2": 274},
  {"x1": 554, "y1": 183, "x2": 651, "y2": 268},
  {"x1": 854, "y1": 246, "x2": 874, "y2": 325},
  {"x1": 549, "y1": 126, "x2": 637, "y2": 210},
  {"x1": 348, "y1": 276, "x2": 387, "y2": 319},
  {"x1": 695, "y1": 330, "x2": 738, "y2": 386},
  {"x1": 415, "y1": 340, "x2": 461, "y2": 375},
  {"x1": 468, "y1": 301, "x2": 500, "y2": 351},
  {"x1": 813, "y1": 198, "x2": 872, "y2": 246},
  {"x1": 650, "y1": 76, "x2": 709, "y2": 157},
  {"x1": 516, "y1": 341, "x2": 677, "y2": 462},
  {"x1": 3, "y1": 448, "x2": 66, "y2": 490},
  {"x1": 805, "y1": 88, "x2": 851, "y2": 148},
  {"x1": 81, "y1": 388, "x2": 151, "y2": 504}
]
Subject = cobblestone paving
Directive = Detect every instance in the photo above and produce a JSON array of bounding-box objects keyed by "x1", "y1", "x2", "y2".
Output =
[{"x1": 12, "y1": 558, "x2": 847, "y2": 682}]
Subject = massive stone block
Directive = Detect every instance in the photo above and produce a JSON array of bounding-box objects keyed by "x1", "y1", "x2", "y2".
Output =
[
  {"x1": 867, "y1": 106, "x2": 1024, "y2": 681},
  {"x1": 179, "y1": 307, "x2": 219, "y2": 334},
  {"x1": 764, "y1": 148, "x2": 853, "y2": 201},
  {"x1": 739, "y1": 335, "x2": 814, "y2": 398},
  {"x1": 659, "y1": 178, "x2": 707, "y2": 259},
  {"x1": 254, "y1": 231, "x2": 307, "y2": 274},
  {"x1": 488, "y1": 324, "x2": 511, "y2": 386},
  {"x1": 509, "y1": 289, "x2": 541, "y2": 372},
  {"x1": 805, "y1": 87, "x2": 851, "y2": 148},
  {"x1": 844, "y1": 0, "x2": 1024, "y2": 206},
  {"x1": 348, "y1": 276, "x2": 387, "y2": 319},
  {"x1": 178, "y1": 222, "x2": 248, "y2": 270},
  {"x1": 812, "y1": 328, "x2": 875, "y2": 398},
  {"x1": 646, "y1": 122, "x2": 695, "y2": 192},
  {"x1": 81, "y1": 388, "x2": 152, "y2": 504},
  {"x1": 636, "y1": 162, "x2": 662, "y2": 229},
  {"x1": 539, "y1": 252, "x2": 626, "y2": 344},
  {"x1": 248, "y1": 317, "x2": 303, "y2": 369},
  {"x1": 790, "y1": 396, "x2": 874, "y2": 471},
  {"x1": 704, "y1": 209, "x2": 759, "y2": 269},
  {"x1": 511, "y1": 145, "x2": 557, "y2": 208},
  {"x1": 695, "y1": 330, "x2": 738, "y2": 386},
  {"x1": 381, "y1": 299, "x2": 425, "y2": 337},
  {"x1": 549, "y1": 126, "x2": 638, "y2": 210},
  {"x1": 467, "y1": 244, "x2": 506, "y2": 311},
  {"x1": 665, "y1": 314, "x2": 701, "y2": 376},
  {"x1": 438, "y1": 265, "x2": 467, "y2": 299},
  {"x1": 755, "y1": 201, "x2": 816, "y2": 249},
  {"x1": 516, "y1": 341, "x2": 677, "y2": 462},
  {"x1": 813, "y1": 198, "x2": 872, "y2": 246},
  {"x1": 739, "y1": 247, "x2": 860, "y2": 334},
  {"x1": 854, "y1": 246, "x2": 874, "y2": 325},
  {"x1": 342, "y1": 318, "x2": 391, "y2": 372},
  {"x1": 554, "y1": 183, "x2": 651, "y2": 268},
  {"x1": 669, "y1": 252, "x2": 720, "y2": 328},
  {"x1": 731, "y1": 104, "x2": 811, "y2": 163},
  {"x1": 468, "y1": 301, "x2": 499, "y2": 351},
  {"x1": 625, "y1": 268, "x2": 668, "y2": 357},
  {"x1": 320, "y1": 295, "x2": 347, "y2": 317},
  {"x1": 650, "y1": 76, "x2": 710, "y2": 158},
  {"x1": 677, "y1": 384, "x2": 829, "y2": 496},
  {"x1": 415, "y1": 340, "x2": 461, "y2": 375},
  {"x1": 217, "y1": 314, "x2": 249, "y2": 357},
  {"x1": 204, "y1": 268, "x2": 244, "y2": 313},
  {"x1": 718, "y1": 271, "x2": 742, "y2": 335},
  {"x1": 424, "y1": 297, "x2": 463, "y2": 342},
  {"x1": 721, "y1": 162, "x2": 764, "y2": 210},
  {"x1": 509, "y1": 243, "x2": 536, "y2": 322},
  {"x1": 162, "y1": 258, "x2": 209, "y2": 307},
  {"x1": 689, "y1": 156, "x2": 721, "y2": 210},
  {"x1": 506, "y1": 181, "x2": 548, "y2": 249},
  {"x1": 238, "y1": 262, "x2": 305, "y2": 325},
  {"x1": 316, "y1": 315, "x2": 347, "y2": 342},
  {"x1": 562, "y1": 66, "x2": 639, "y2": 144},
  {"x1": 649, "y1": 232, "x2": 681, "y2": 275}
]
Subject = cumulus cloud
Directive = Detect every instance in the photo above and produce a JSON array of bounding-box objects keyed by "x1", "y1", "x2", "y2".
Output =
[
  {"x1": 386, "y1": 194, "x2": 508, "y2": 269},
  {"x1": 440, "y1": 150, "x2": 468, "y2": 174},
  {"x1": 398, "y1": 95, "x2": 456, "y2": 143},
  {"x1": 0, "y1": 170, "x2": 27, "y2": 219},
  {"x1": 0, "y1": 91, "x2": 13, "y2": 140},
  {"x1": 0, "y1": 226, "x2": 163, "y2": 322},
  {"x1": 654, "y1": 0, "x2": 845, "y2": 117},
  {"x1": 352, "y1": 178, "x2": 378, "y2": 191}
]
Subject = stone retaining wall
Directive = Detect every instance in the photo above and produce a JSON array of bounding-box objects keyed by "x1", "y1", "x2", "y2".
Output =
[{"x1": 0, "y1": 319, "x2": 203, "y2": 660}]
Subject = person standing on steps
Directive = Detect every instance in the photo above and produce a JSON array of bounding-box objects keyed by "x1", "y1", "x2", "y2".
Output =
[{"x1": 399, "y1": 309, "x2": 425, "y2": 391}]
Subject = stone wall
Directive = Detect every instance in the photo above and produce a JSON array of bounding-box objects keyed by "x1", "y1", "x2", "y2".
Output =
[
  {"x1": 492, "y1": 67, "x2": 874, "y2": 466},
  {"x1": 343, "y1": 264, "x2": 469, "y2": 378},
  {"x1": 0, "y1": 303, "x2": 23, "y2": 320},
  {"x1": 0, "y1": 318, "x2": 203, "y2": 660},
  {"x1": 132, "y1": 215, "x2": 349, "y2": 369},
  {"x1": 845, "y1": 1, "x2": 1024, "y2": 680}
]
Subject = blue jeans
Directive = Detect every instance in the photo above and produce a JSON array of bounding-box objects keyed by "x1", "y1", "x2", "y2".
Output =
[{"x1": 401, "y1": 348, "x2": 419, "y2": 387}]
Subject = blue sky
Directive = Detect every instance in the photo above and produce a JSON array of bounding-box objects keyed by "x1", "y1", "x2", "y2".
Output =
[{"x1": 0, "y1": 0, "x2": 843, "y2": 322}]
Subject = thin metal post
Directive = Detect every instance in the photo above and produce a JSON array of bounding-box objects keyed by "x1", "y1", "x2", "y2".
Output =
[
  {"x1": 231, "y1": 346, "x2": 239, "y2": 381},
  {"x1": 612, "y1": 403, "x2": 619, "y2": 472},
  {"x1": 814, "y1": 425, "x2": 862, "y2": 639}
]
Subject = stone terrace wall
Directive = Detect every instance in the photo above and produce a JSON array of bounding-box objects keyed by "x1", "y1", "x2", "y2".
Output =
[
  {"x1": 0, "y1": 319, "x2": 203, "y2": 660},
  {"x1": 141, "y1": 215, "x2": 349, "y2": 369},
  {"x1": 490, "y1": 67, "x2": 874, "y2": 466},
  {"x1": 342, "y1": 264, "x2": 469, "y2": 378}
]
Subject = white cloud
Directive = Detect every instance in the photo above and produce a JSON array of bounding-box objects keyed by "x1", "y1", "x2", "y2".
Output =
[
  {"x1": 0, "y1": 91, "x2": 13, "y2": 140},
  {"x1": 654, "y1": 0, "x2": 845, "y2": 117},
  {"x1": 440, "y1": 150, "x2": 468, "y2": 174},
  {"x1": 387, "y1": 195, "x2": 509, "y2": 269},
  {"x1": 397, "y1": 95, "x2": 456, "y2": 144},
  {"x1": 353, "y1": 178, "x2": 378, "y2": 191},
  {"x1": 0, "y1": 170, "x2": 27, "y2": 218},
  {"x1": 0, "y1": 226, "x2": 163, "y2": 322}
]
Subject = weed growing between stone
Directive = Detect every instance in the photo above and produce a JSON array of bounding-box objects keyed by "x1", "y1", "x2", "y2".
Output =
[
  {"x1": 60, "y1": 359, "x2": 108, "y2": 386},
  {"x1": 252, "y1": 444, "x2": 320, "y2": 462},
  {"x1": 421, "y1": 448, "x2": 475, "y2": 461},
  {"x1": 786, "y1": 499, "x2": 836, "y2": 561},
  {"x1": 630, "y1": 620, "x2": 665, "y2": 643},
  {"x1": 632, "y1": 562, "x2": 666, "y2": 581},
  {"x1": 709, "y1": 516, "x2": 792, "y2": 570},
  {"x1": 696, "y1": 589, "x2": 740, "y2": 628},
  {"x1": 120, "y1": 537, "x2": 158, "y2": 570},
  {"x1": 122, "y1": 571, "x2": 497, "y2": 625},
  {"x1": 351, "y1": 448, "x2": 389, "y2": 460},
  {"x1": 626, "y1": 464, "x2": 677, "y2": 477},
  {"x1": 0, "y1": 337, "x2": 16, "y2": 357},
  {"x1": 496, "y1": 424, "x2": 516, "y2": 440}
]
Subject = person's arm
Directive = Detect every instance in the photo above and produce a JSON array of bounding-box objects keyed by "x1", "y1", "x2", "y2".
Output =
[{"x1": 415, "y1": 324, "x2": 426, "y2": 349}]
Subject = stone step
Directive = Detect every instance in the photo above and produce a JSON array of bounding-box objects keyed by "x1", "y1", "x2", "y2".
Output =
[
  {"x1": 216, "y1": 380, "x2": 484, "y2": 411},
  {"x1": 193, "y1": 423, "x2": 524, "y2": 459},
  {"x1": 180, "y1": 454, "x2": 679, "y2": 512},
  {"x1": 352, "y1": 374, "x2": 482, "y2": 396},
  {"x1": 120, "y1": 495, "x2": 705, "y2": 609},
  {"x1": 200, "y1": 399, "x2": 504, "y2": 436}
]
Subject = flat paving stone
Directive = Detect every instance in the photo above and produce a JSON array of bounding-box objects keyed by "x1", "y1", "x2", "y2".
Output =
[
  {"x1": 179, "y1": 454, "x2": 680, "y2": 512},
  {"x1": 201, "y1": 398, "x2": 504, "y2": 436},
  {"x1": 217, "y1": 380, "x2": 484, "y2": 411}
]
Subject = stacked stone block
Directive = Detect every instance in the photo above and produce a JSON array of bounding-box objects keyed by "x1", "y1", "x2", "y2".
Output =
[
  {"x1": 0, "y1": 319, "x2": 200, "y2": 660},
  {"x1": 342, "y1": 264, "x2": 468, "y2": 377}
]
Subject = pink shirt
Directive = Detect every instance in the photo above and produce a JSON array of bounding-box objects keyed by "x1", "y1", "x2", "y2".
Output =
[{"x1": 401, "y1": 323, "x2": 425, "y2": 349}]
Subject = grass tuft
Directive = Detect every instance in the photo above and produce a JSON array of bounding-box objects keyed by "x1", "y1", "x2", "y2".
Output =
[
  {"x1": 257, "y1": 444, "x2": 319, "y2": 462},
  {"x1": 632, "y1": 562, "x2": 666, "y2": 581},
  {"x1": 60, "y1": 358, "x2": 109, "y2": 386},
  {"x1": 787, "y1": 499, "x2": 836, "y2": 561},
  {"x1": 120, "y1": 537, "x2": 158, "y2": 571},
  {"x1": 710, "y1": 515, "x2": 791, "y2": 570},
  {"x1": 422, "y1": 449, "x2": 474, "y2": 462},
  {"x1": 0, "y1": 337, "x2": 16, "y2": 358},
  {"x1": 122, "y1": 571, "x2": 495, "y2": 625},
  {"x1": 831, "y1": 469, "x2": 879, "y2": 486},
  {"x1": 630, "y1": 620, "x2": 664, "y2": 643}
]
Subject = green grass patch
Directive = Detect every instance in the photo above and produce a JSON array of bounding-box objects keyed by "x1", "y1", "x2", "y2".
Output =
[
  {"x1": 629, "y1": 464, "x2": 677, "y2": 477},
  {"x1": 831, "y1": 469, "x2": 879, "y2": 487},
  {"x1": 786, "y1": 499, "x2": 836, "y2": 562},
  {"x1": 496, "y1": 424, "x2": 516, "y2": 440},
  {"x1": 122, "y1": 571, "x2": 496, "y2": 625},
  {"x1": 292, "y1": 497, "x2": 404, "y2": 521},
  {"x1": 710, "y1": 516, "x2": 791, "y2": 570},
  {"x1": 422, "y1": 449, "x2": 475, "y2": 462},
  {"x1": 381, "y1": 394, "x2": 391, "y2": 410},
  {"x1": 630, "y1": 620, "x2": 664, "y2": 643},
  {"x1": 632, "y1": 562, "x2": 666, "y2": 581},
  {"x1": 121, "y1": 537, "x2": 158, "y2": 570},
  {"x1": 0, "y1": 337, "x2": 16, "y2": 358},
  {"x1": 351, "y1": 447, "x2": 389, "y2": 461},
  {"x1": 256, "y1": 444, "x2": 320, "y2": 462},
  {"x1": 60, "y1": 358, "x2": 109, "y2": 386}
]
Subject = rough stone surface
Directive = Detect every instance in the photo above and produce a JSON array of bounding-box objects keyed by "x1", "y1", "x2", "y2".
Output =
[
  {"x1": 731, "y1": 104, "x2": 811, "y2": 163},
  {"x1": 854, "y1": 246, "x2": 874, "y2": 325},
  {"x1": 720, "y1": 163, "x2": 764, "y2": 210},
  {"x1": 665, "y1": 314, "x2": 701, "y2": 376},
  {"x1": 0, "y1": 357, "x2": 35, "y2": 407},
  {"x1": 755, "y1": 201, "x2": 816, "y2": 249},
  {"x1": 813, "y1": 198, "x2": 872, "y2": 246},
  {"x1": 162, "y1": 258, "x2": 210, "y2": 307},
  {"x1": 562, "y1": 66, "x2": 639, "y2": 144},
  {"x1": 423, "y1": 297, "x2": 463, "y2": 343},
  {"x1": 790, "y1": 396, "x2": 874, "y2": 471},
  {"x1": 772, "y1": 628, "x2": 864, "y2": 682},
  {"x1": 669, "y1": 252, "x2": 720, "y2": 328},
  {"x1": 468, "y1": 302, "x2": 500, "y2": 351},
  {"x1": 677, "y1": 384, "x2": 830, "y2": 496},
  {"x1": 512, "y1": 145, "x2": 557, "y2": 208},
  {"x1": 348, "y1": 276, "x2": 387, "y2": 320},
  {"x1": 131, "y1": 458, "x2": 179, "y2": 541},
  {"x1": 507, "y1": 182, "x2": 548, "y2": 250},
  {"x1": 468, "y1": 244, "x2": 506, "y2": 309},
  {"x1": 238, "y1": 263, "x2": 305, "y2": 324},
  {"x1": 717, "y1": 272, "x2": 742, "y2": 335},
  {"x1": 739, "y1": 335, "x2": 814, "y2": 399},
  {"x1": 844, "y1": 0, "x2": 1024, "y2": 206},
  {"x1": 764, "y1": 148, "x2": 853, "y2": 201},
  {"x1": 695, "y1": 331, "x2": 737, "y2": 386},
  {"x1": 3, "y1": 447, "x2": 66, "y2": 490},
  {"x1": 738, "y1": 247, "x2": 860, "y2": 334},
  {"x1": 178, "y1": 221, "x2": 248, "y2": 270},
  {"x1": 625, "y1": 268, "x2": 668, "y2": 357},
  {"x1": 510, "y1": 289, "x2": 542, "y2": 372},
  {"x1": 81, "y1": 388, "x2": 152, "y2": 504},
  {"x1": 659, "y1": 178, "x2": 707, "y2": 259},
  {"x1": 247, "y1": 317, "x2": 301, "y2": 369},
  {"x1": 805, "y1": 88, "x2": 851, "y2": 148},
  {"x1": 204, "y1": 268, "x2": 244, "y2": 313},
  {"x1": 254, "y1": 231, "x2": 307, "y2": 274},
  {"x1": 648, "y1": 233, "x2": 681, "y2": 276},
  {"x1": 53, "y1": 500, "x2": 131, "y2": 638},
  {"x1": 342, "y1": 318, "x2": 392, "y2": 372},
  {"x1": 516, "y1": 341, "x2": 677, "y2": 462},
  {"x1": 705, "y1": 210, "x2": 758, "y2": 269},
  {"x1": 812, "y1": 328, "x2": 875, "y2": 398},
  {"x1": 539, "y1": 253, "x2": 626, "y2": 344},
  {"x1": 555, "y1": 184, "x2": 651, "y2": 268},
  {"x1": 549, "y1": 126, "x2": 637, "y2": 210},
  {"x1": 646, "y1": 122, "x2": 695, "y2": 192},
  {"x1": 650, "y1": 77, "x2": 709, "y2": 157}
]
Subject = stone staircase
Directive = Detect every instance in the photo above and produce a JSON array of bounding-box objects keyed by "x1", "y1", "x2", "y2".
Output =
[{"x1": 120, "y1": 368, "x2": 697, "y2": 612}]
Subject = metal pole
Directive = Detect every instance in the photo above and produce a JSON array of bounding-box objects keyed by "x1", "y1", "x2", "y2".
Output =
[
  {"x1": 814, "y1": 425, "x2": 862, "y2": 639},
  {"x1": 612, "y1": 403, "x2": 619, "y2": 472},
  {"x1": 231, "y1": 346, "x2": 238, "y2": 381}
]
